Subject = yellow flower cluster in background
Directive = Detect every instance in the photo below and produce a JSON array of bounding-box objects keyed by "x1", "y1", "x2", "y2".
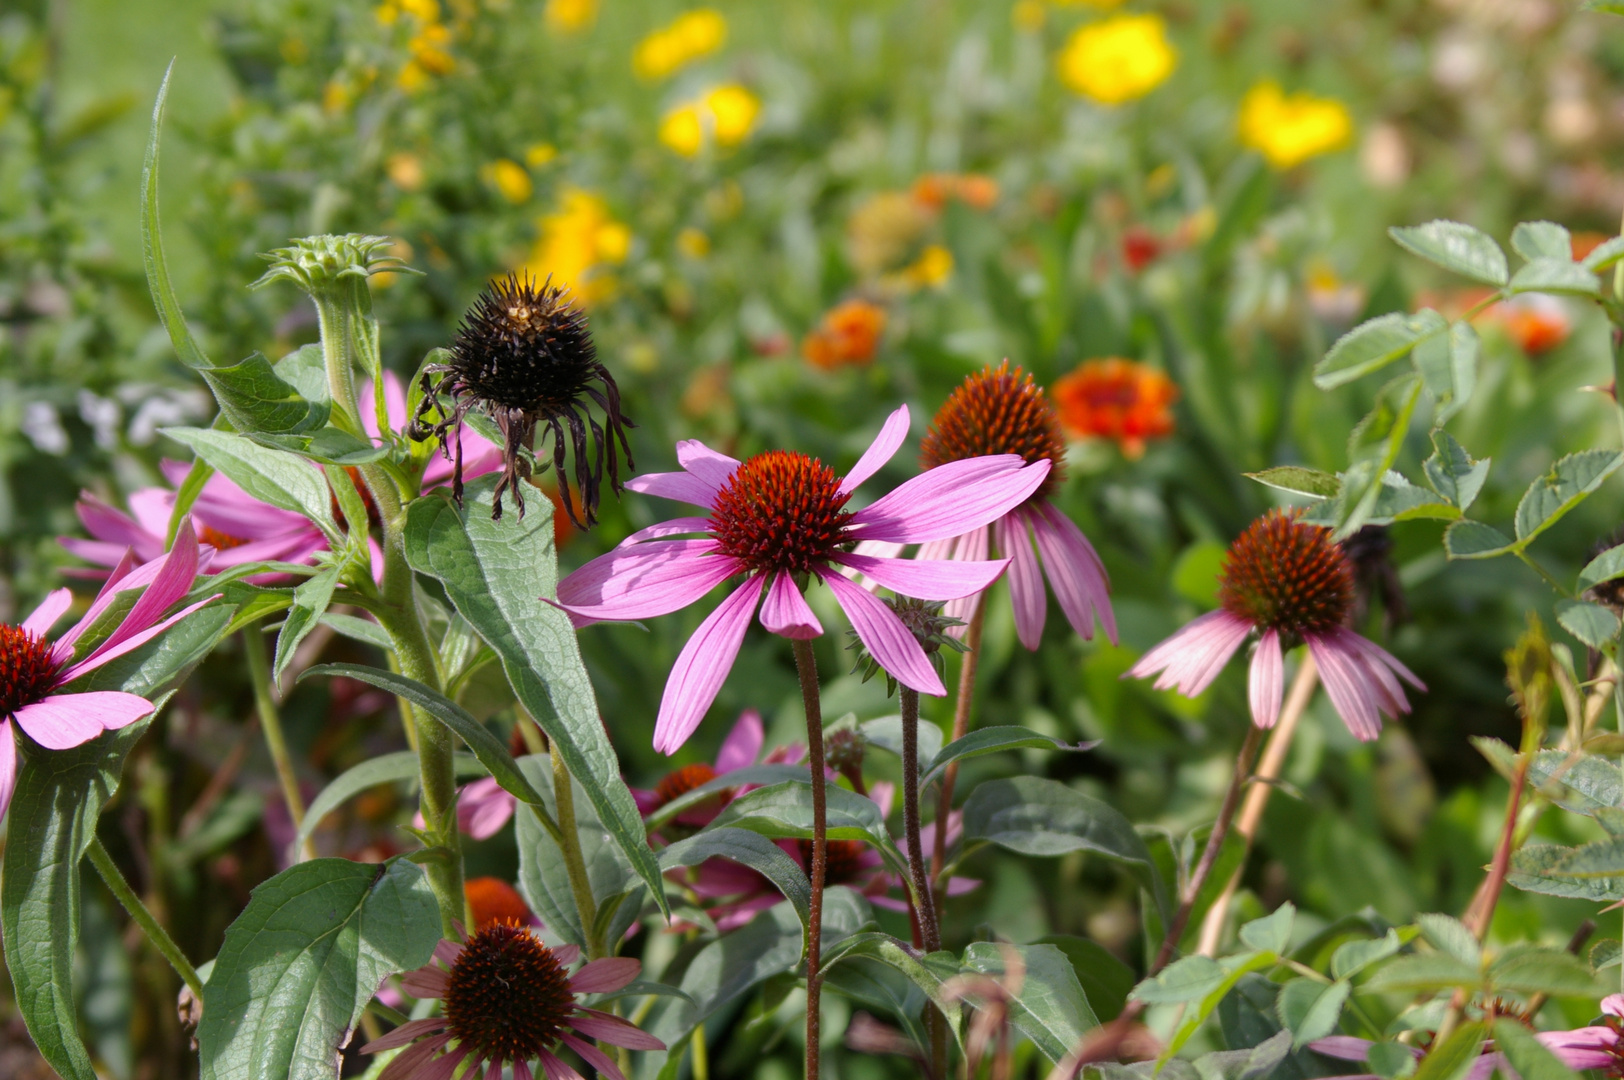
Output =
[
  {"x1": 633, "y1": 9, "x2": 727, "y2": 80},
  {"x1": 1237, "y1": 81, "x2": 1354, "y2": 169},
  {"x1": 1056, "y1": 14, "x2": 1176, "y2": 105},
  {"x1": 523, "y1": 188, "x2": 631, "y2": 306},
  {"x1": 545, "y1": 0, "x2": 597, "y2": 33},
  {"x1": 659, "y1": 84, "x2": 761, "y2": 156},
  {"x1": 482, "y1": 159, "x2": 533, "y2": 204},
  {"x1": 377, "y1": 0, "x2": 457, "y2": 91}
]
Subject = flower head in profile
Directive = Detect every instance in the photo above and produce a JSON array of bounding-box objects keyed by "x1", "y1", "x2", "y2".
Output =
[
  {"x1": 1237, "y1": 81, "x2": 1353, "y2": 169},
  {"x1": 556, "y1": 404, "x2": 1050, "y2": 753},
  {"x1": 1052, "y1": 358, "x2": 1177, "y2": 458},
  {"x1": 2, "y1": 523, "x2": 214, "y2": 819},
  {"x1": 870, "y1": 362, "x2": 1114, "y2": 652},
  {"x1": 1128, "y1": 509, "x2": 1424, "y2": 740},
  {"x1": 362, "y1": 924, "x2": 662, "y2": 1080},
  {"x1": 1056, "y1": 14, "x2": 1176, "y2": 105},
  {"x1": 411, "y1": 273, "x2": 634, "y2": 528}
]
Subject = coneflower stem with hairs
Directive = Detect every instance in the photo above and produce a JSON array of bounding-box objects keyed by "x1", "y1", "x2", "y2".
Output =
[
  {"x1": 934, "y1": 595, "x2": 985, "y2": 889},
  {"x1": 86, "y1": 836, "x2": 202, "y2": 999},
  {"x1": 552, "y1": 747, "x2": 603, "y2": 958},
  {"x1": 901, "y1": 687, "x2": 947, "y2": 1074},
  {"x1": 243, "y1": 625, "x2": 312, "y2": 861},
  {"x1": 792, "y1": 639, "x2": 827, "y2": 1080}
]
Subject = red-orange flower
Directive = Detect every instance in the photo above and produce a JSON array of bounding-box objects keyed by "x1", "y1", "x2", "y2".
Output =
[
  {"x1": 464, "y1": 877, "x2": 537, "y2": 930},
  {"x1": 802, "y1": 299, "x2": 887, "y2": 370},
  {"x1": 911, "y1": 173, "x2": 999, "y2": 211},
  {"x1": 1052, "y1": 359, "x2": 1178, "y2": 457}
]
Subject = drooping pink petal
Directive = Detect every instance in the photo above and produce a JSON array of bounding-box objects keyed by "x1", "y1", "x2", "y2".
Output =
[
  {"x1": 537, "y1": 1049, "x2": 585, "y2": 1080},
  {"x1": 560, "y1": 1035, "x2": 629, "y2": 1080},
  {"x1": 552, "y1": 944, "x2": 582, "y2": 967},
  {"x1": 1030, "y1": 503, "x2": 1117, "y2": 644},
  {"x1": 997, "y1": 512, "x2": 1046, "y2": 650},
  {"x1": 653, "y1": 577, "x2": 763, "y2": 755},
  {"x1": 715, "y1": 709, "x2": 764, "y2": 773},
  {"x1": 847, "y1": 456, "x2": 1049, "y2": 544},
  {"x1": 457, "y1": 777, "x2": 516, "y2": 841},
  {"x1": 711, "y1": 893, "x2": 783, "y2": 932},
  {"x1": 869, "y1": 781, "x2": 894, "y2": 819},
  {"x1": 13, "y1": 692, "x2": 150, "y2": 749},
  {"x1": 941, "y1": 526, "x2": 991, "y2": 632},
  {"x1": 1248, "y1": 630, "x2": 1283, "y2": 729},
  {"x1": 831, "y1": 552, "x2": 1008, "y2": 601},
  {"x1": 1308, "y1": 1037, "x2": 1403, "y2": 1063},
  {"x1": 21, "y1": 589, "x2": 72, "y2": 637},
  {"x1": 76, "y1": 495, "x2": 164, "y2": 561},
  {"x1": 0, "y1": 721, "x2": 17, "y2": 822},
  {"x1": 819, "y1": 569, "x2": 945, "y2": 695},
  {"x1": 373, "y1": 1033, "x2": 452, "y2": 1080},
  {"x1": 1539, "y1": 1026, "x2": 1620, "y2": 1069},
  {"x1": 758, "y1": 571, "x2": 822, "y2": 639},
  {"x1": 569, "y1": 956, "x2": 641, "y2": 994},
  {"x1": 400, "y1": 964, "x2": 450, "y2": 999},
  {"x1": 189, "y1": 473, "x2": 313, "y2": 539},
  {"x1": 619, "y1": 517, "x2": 714, "y2": 544},
  {"x1": 78, "y1": 519, "x2": 199, "y2": 665},
  {"x1": 623, "y1": 470, "x2": 725, "y2": 509},
  {"x1": 514, "y1": 1061, "x2": 534, "y2": 1080},
  {"x1": 1125, "y1": 609, "x2": 1252, "y2": 698},
  {"x1": 676, "y1": 439, "x2": 742, "y2": 488},
  {"x1": 1340, "y1": 628, "x2": 1425, "y2": 691},
  {"x1": 432, "y1": 940, "x2": 464, "y2": 967},
  {"x1": 837, "y1": 405, "x2": 910, "y2": 497},
  {"x1": 1603, "y1": 993, "x2": 1624, "y2": 1018},
  {"x1": 414, "y1": 1044, "x2": 472, "y2": 1080},
  {"x1": 1307, "y1": 632, "x2": 1381, "y2": 742},
  {"x1": 62, "y1": 595, "x2": 221, "y2": 682},
  {"x1": 58, "y1": 537, "x2": 136, "y2": 570},
  {"x1": 555, "y1": 540, "x2": 738, "y2": 624},
  {"x1": 360, "y1": 1017, "x2": 448, "y2": 1053},
  {"x1": 126, "y1": 489, "x2": 178, "y2": 544},
  {"x1": 570, "y1": 1008, "x2": 668, "y2": 1050}
]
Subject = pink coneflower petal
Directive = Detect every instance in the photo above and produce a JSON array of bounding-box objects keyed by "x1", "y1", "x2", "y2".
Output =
[
  {"x1": 571, "y1": 1008, "x2": 669, "y2": 1050},
  {"x1": 996, "y1": 512, "x2": 1046, "y2": 650},
  {"x1": 62, "y1": 595, "x2": 222, "y2": 683},
  {"x1": 21, "y1": 588, "x2": 72, "y2": 637},
  {"x1": 75, "y1": 496, "x2": 164, "y2": 561},
  {"x1": 653, "y1": 577, "x2": 764, "y2": 755},
  {"x1": 553, "y1": 944, "x2": 582, "y2": 966},
  {"x1": 569, "y1": 956, "x2": 641, "y2": 994},
  {"x1": 555, "y1": 541, "x2": 737, "y2": 623},
  {"x1": 1340, "y1": 628, "x2": 1425, "y2": 691},
  {"x1": 81, "y1": 519, "x2": 199, "y2": 662},
  {"x1": 58, "y1": 538, "x2": 135, "y2": 570},
  {"x1": 1127, "y1": 610, "x2": 1252, "y2": 697},
  {"x1": 13, "y1": 693, "x2": 152, "y2": 749},
  {"x1": 457, "y1": 776, "x2": 517, "y2": 840},
  {"x1": 375, "y1": 1033, "x2": 452, "y2": 1080},
  {"x1": 126, "y1": 489, "x2": 176, "y2": 540},
  {"x1": 837, "y1": 405, "x2": 910, "y2": 497},
  {"x1": 711, "y1": 893, "x2": 783, "y2": 932},
  {"x1": 1604, "y1": 993, "x2": 1624, "y2": 1018},
  {"x1": 848, "y1": 456, "x2": 1048, "y2": 544},
  {"x1": 819, "y1": 569, "x2": 945, "y2": 695},
  {"x1": 560, "y1": 1034, "x2": 628, "y2": 1080},
  {"x1": 1248, "y1": 630, "x2": 1283, "y2": 729},
  {"x1": 630, "y1": 786, "x2": 660, "y2": 815},
  {"x1": 0, "y1": 722, "x2": 17, "y2": 821},
  {"x1": 676, "y1": 439, "x2": 742, "y2": 489},
  {"x1": 830, "y1": 552, "x2": 1009, "y2": 601},
  {"x1": 415, "y1": 1044, "x2": 472, "y2": 1080},
  {"x1": 758, "y1": 571, "x2": 822, "y2": 639},
  {"x1": 537, "y1": 1049, "x2": 585, "y2": 1080},
  {"x1": 619, "y1": 517, "x2": 714, "y2": 544},
  {"x1": 714, "y1": 709, "x2": 764, "y2": 773},
  {"x1": 431, "y1": 940, "x2": 463, "y2": 966},
  {"x1": 359, "y1": 1017, "x2": 448, "y2": 1053},
  {"x1": 400, "y1": 964, "x2": 450, "y2": 999},
  {"x1": 622, "y1": 470, "x2": 724, "y2": 509},
  {"x1": 1307, "y1": 632, "x2": 1381, "y2": 741},
  {"x1": 1030, "y1": 503, "x2": 1117, "y2": 645},
  {"x1": 942, "y1": 525, "x2": 991, "y2": 631},
  {"x1": 514, "y1": 1061, "x2": 534, "y2": 1080}
]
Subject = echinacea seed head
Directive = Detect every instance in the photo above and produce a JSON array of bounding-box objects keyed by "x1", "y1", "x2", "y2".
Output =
[
  {"x1": 708, "y1": 450, "x2": 854, "y2": 575},
  {"x1": 921, "y1": 360, "x2": 1066, "y2": 504},
  {"x1": 442, "y1": 922, "x2": 576, "y2": 1061},
  {"x1": 0, "y1": 624, "x2": 59, "y2": 717},
  {"x1": 1218, "y1": 509, "x2": 1354, "y2": 638},
  {"x1": 447, "y1": 275, "x2": 598, "y2": 413}
]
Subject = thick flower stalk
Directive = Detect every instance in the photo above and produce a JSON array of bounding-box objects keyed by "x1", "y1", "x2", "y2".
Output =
[{"x1": 1128, "y1": 508, "x2": 1424, "y2": 739}]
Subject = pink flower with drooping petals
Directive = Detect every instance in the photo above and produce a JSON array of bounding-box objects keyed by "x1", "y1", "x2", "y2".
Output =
[
  {"x1": 363, "y1": 924, "x2": 663, "y2": 1080},
  {"x1": 1127, "y1": 508, "x2": 1423, "y2": 741},
  {"x1": 0, "y1": 522, "x2": 215, "y2": 819},
  {"x1": 556, "y1": 404, "x2": 1050, "y2": 754}
]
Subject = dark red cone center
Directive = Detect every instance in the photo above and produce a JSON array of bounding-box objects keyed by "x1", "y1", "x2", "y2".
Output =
[
  {"x1": 708, "y1": 450, "x2": 854, "y2": 575},
  {"x1": 442, "y1": 923, "x2": 577, "y2": 1062},
  {"x1": 0, "y1": 624, "x2": 60, "y2": 716},
  {"x1": 920, "y1": 360, "x2": 1066, "y2": 504},
  {"x1": 1218, "y1": 510, "x2": 1354, "y2": 637}
]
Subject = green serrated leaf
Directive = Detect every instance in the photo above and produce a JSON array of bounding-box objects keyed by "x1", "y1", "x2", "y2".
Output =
[
  {"x1": 1361, "y1": 954, "x2": 1481, "y2": 993},
  {"x1": 1423, "y1": 432, "x2": 1490, "y2": 511},
  {"x1": 1239, "y1": 903, "x2": 1294, "y2": 955},
  {"x1": 1509, "y1": 259, "x2": 1600, "y2": 297},
  {"x1": 1487, "y1": 945, "x2": 1602, "y2": 997},
  {"x1": 403, "y1": 480, "x2": 668, "y2": 917},
  {"x1": 1580, "y1": 544, "x2": 1624, "y2": 594},
  {"x1": 1314, "y1": 310, "x2": 1448, "y2": 390},
  {"x1": 1132, "y1": 955, "x2": 1227, "y2": 1004},
  {"x1": 1244, "y1": 467, "x2": 1342, "y2": 498},
  {"x1": 1443, "y1": 520, "x2": 1516, "y2": 560},
  {"x1": 1389, "y1": 221, "x2": 1508, "y2": 285},
  {"x1": 1330, "y1": 929, "x2": 1406, "y2": 980},
  {"x1": 1582, "y1": 234, "x2": 1624, "y2": 269},
  {"x1": 1514, "y1": 450, "x2": 1624, "y2": 544},
  {"x1": 1276, "y1": 977, "x2": 1349, "y2": 1050},
  {"x1": 1555, "y1": 599, "x2": 1620, "y2": 651},
  {"x1": 198, "y1": 858, "x2": 441, "y2": 1080},
  {"x1": 1417, "y1": 913, "x2": 1481, "y2": 966},
  {"x1": 1411, "y1": 321, "x2": 1479, "y2": 426},
  {"x1": 1511, "y1": 222, "x2": 1574, "y2": 263}
]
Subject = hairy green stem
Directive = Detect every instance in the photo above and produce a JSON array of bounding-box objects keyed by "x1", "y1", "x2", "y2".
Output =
[
  {"x1": 87, "y1": 836, "x2": 202, "y2": 1000},
  {"x1": 311, "y1": 280, "x2": 375, "y2": 436},
  {"x1": 243, "y1": 625, "x2": 312, "y2": 860},
  {"x1": 901, "y1": 687, "x2": 947, "y2": 1076},
  {"x1": 792, "y1": 639, "x2": 827, "y2": 1080},
  {"x1": 551, "y1": 747, "x2": 603, "y2": 958}
]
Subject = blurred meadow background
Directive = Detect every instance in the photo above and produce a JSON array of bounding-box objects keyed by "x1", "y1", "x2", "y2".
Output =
[{"x1": 5, "y1": 0, "x2": 1624, "y2": 1074}]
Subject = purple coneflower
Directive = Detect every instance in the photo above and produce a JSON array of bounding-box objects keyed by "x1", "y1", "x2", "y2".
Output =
[
  {"x1": 1127, "y1": 508, "x2": 1423, "y2": 740},
  {"x1": 555, "y1": 404, "x2": 1049, "y2": 753},
  {"x1": 362, "y1": 922, "x2": 663, "y2": 1080},
  {"x1": 1, "y1": 522, "x2": 213, "y2": 817}
]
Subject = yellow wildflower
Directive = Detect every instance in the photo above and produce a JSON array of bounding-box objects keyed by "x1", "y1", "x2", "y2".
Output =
[
  {"x1": 846, "y1": 192, "x2": 934, "y2": 278},
  {"x1": 1237, "y1": 81, "x2": 1353, "y2": 169},
  {"x1": 904, "y1": 244, "x2": 954, "y2": 288},
  {"x1": 676, "y1": 227, "x2": 711, "y2": 259},
  {"x1": 1013, "y1": 1, "x2": 1045, "y2": 31},
  {"x1": 1056, "y1": 14, "x2": 1176, "y2": 105},
  {"x1": 659, "y1": 104, "x2": 706, "y2": 157},
  {"x1": 525, "y1": 189, "x2": 631, "y2": 306},
  {"x1": 1051, "y1": 0, "x2": 1126, "y2": 7},
  {"x1": 545, "y1": 0, "x2": 597, "y2": 32},
  {"x1": 525, "y1": 143, "x2": 558, "y2": 168},
  {"x1": 323, "y1": 79, "x2": 352, "y2": 113},
  {"x1": 400, "y1": 0, "x2": 440, "y2": 20},
  {"x1": 410, "y1": 23, "x2": 456, "y2": 75},
  {"x1": 705, "y1": 85, "x2": 759, "y2": 145},
  {"x1": 633, "y1": 9, "x2": 727, "y2": 80},
  {"x1": 376, "y1": 3, "x2": 400, "y2": 26},
  {"x1": 397, "y1": 61, "x2": 430, "y2": 92},
  {"x1": 485, "y1": 159, "x2": 533, "y2": 204},
  {"x1": 387, "y1": 153, "x2": 425, "y2": 190}
]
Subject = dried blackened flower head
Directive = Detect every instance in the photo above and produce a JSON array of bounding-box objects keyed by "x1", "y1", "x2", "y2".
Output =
[{"x1": 411, "y1": 274, "x2": 634, "y2": 527}]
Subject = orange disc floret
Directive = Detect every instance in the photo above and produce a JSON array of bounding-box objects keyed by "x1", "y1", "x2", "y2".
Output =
[
  {"x1": 463, "y1": 877, "x2": 536, "y2": 930},
  {"x1": 654, "y1": 762, "x2": 733, "y2": 826},
  {"x1": 801, "y1": 299, "x2": 887, "y2": 370},
  {"x1": 443, "y1": 922, "x2": 574, "y2": 1059},
  {"x1": 920, "y1": 360, "x2": 1066, "y2": 504},
  {"x1": 1218, "y1": 509, "x2": 1354, "y2": 638},
  {"x1": 708, "y1": 450, "x2": 854, "y2": 575},
  {"x1": 910, "y1": 173, "x2": 1000, "y2": 211},
  {"x1": 1051, "y1": 358, "x2": 1177, "y2": 458},
  {"x1": 0, "y1": 624, "x2": 58, "y2": 716}
]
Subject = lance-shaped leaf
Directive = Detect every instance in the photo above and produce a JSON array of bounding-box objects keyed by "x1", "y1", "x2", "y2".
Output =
[
  {"x1": 403, "y1": 481, "x2": 668, "y2": 917},
  {"x1": 922, "y1": 727, "x2": 1092, "y2": 783},
  {"x1": 1389, "y1": 221, "x2": 1508, "y2": 285},
  {"x1": 708, "y1": 780, "x2": 910, "y2": 879},
  {"x1": 640, "y1": 764, "x2": 806, "y2": 834},
  {"x1": 1, "y1": 720, "x2": 153, "y2": 1080},
  {"x1": 1244, "y1": 467, "x2": 1341, "y2": 498},
  {"x1": 163, "y1": 427, "x2": 341, "y2": 543},
  {"x1": 198, "y1": 858, "x2": 441, "y2": 1080},
  {"x1": 660, "y1": 828, "x2": 812, "y2": 943},
  {"x1": 294, "y1": 752, "x2": 485, "y2": 858},
  {"x1": 1314, "y1": 310, "x2": 1448, "y2": 389},
  {"x1": 961, "y1": 943, "x2": 1100, "y2": 1062},
  {"x1": 821, "y1": 933, "x2": 964, "y2": 1045}
]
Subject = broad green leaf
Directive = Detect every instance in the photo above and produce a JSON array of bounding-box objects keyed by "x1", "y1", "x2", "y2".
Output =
[
  {"x1": 640, "y1": 764, "x2": 806, "y2": 834},
  {"x1": 821, "y1": 953, "x2": 951, "y2": 1057},
  {"x1": 1514, "y1": 450, "x2": 1624, "y2": 544},
  {"x1": 1034, "y1": 935, "x2": 1135, "y2": 1022},
  {"x1": 1365, "y1": 474, "x2": 1460, "y2": 524},
  {"x1": 1411, "y1": 321, "x2": 1479, "y2": 425},
  {"x1": 1555, "y1": 599, "x2": 1620, "y2": 651},
  {"x1": 2, "y1": 721, "x2": 152, "y2": 1080},
  {"x1": 1189, "y1": 1031, "x2": 1292, "y2": 1080},
  {"x1": 1161, "y1": 951, "x2": 1278, "y2": 1060},
  {"x1": 1494, "y1": 1018, "x2": 1582, "y2": 1080},
  {"x1": 301, "y1": 664, "x2": 545, "y2": 809},
  {"x1": 821, "y1": 933, "x2": 964, "y2": 1044},
  {"x1": 1131, "y1": 955, "x2": 1226, "y2": 1004},
  {"x1": 1423, "y1": 432, "x2": 1490, "y2": 511},
  {"x1": 1582, "y1": 234, "x2": 1624, "y2": 270},
  {"x1": 962, "y1": 776, "x2": 1169, "y2": 923},
  {"x1": 660, "y1": 828, "x2": 811, "y2": 942},
  {"x1": 1275, "y1": 977, "x2": 1349, "y2": 1050},
  {"x1": 1443, "y1": 520, "x2": 1515, "y2": 560},
  {"x1": 1361, "y1": 954, "x2": 1480, "y2": 993},
  {"x1": 294, "y1": 752, "x2": 484, "y2": 858},
  {"x1": 163, "y1": 427, "x2": 340, "y2": 542},
  {"x1": 1487, "y1": 945, "x2": 1602, "y2": 997},
  {"x1": 1509, "y1": 258, "x2": 1600, "y2": 297},
  {"x1": 709, "y1": 780, "x2": 909, "y2": 878},
  {"x1": 198, "y1": 858, "x2": 441, "y2": 1080},
  {"x1": 1239, "y1": 903, "x2": 1294, "y2": 955},
  {"x1": 1509, "y1": 845, "x2": 1624, "y2": 906},
  {"x1": 1580, "y1": 544, "x2": 1624, "y2": 593},
  {"x1": 1243, "y1": 467, "x2": 1341, "y2": 498},
  {"x1": 250, "y1": 430, "x2": 390, "y2": 466},
  {"x1": 1389, "y1": 221, "x2": 1508, "y2": 285},
  {"x1": 318, "y1": 612, "x2": 393, "y2": 651},
  {"x1": 1340, "y1": 376, "x2": 1425, "y2": 537},
  {"x1": 1314, "y1": 310, "x2": 1448, "y2": 389},
  {"x1": 1511, "y1": 222, "x2": 1574, "y2": 262},
  {"x1": 858, "y1": 715, "x2": 943, "y2": 773},
  {"x1": 1411, "y1": 1021, "x2": 1486, "y2": 1080},
  {"x1": 274, "y1": 564, "x2": 341, "y2": 682},
  {"x1": 1592, "y1": 939, "x2": 1622, "y2": 973},
  {"x1": 1417, "y1": 913, "x2": 1481, "y2": 966},
  {"x1": 962, "y1": 942, "x2": 1100, "y2": 1062},
  {"x1": 61, "y1": 604, "x2": 233, "y2": 697},
  {"x1": 1330, "y1": 929, "x2": 1406, "y2": 980},
  {"x1": 403, "y1": 480, "x2": 667, "y2": 917},
  {"x1": 921, "y1": 726, "x2": 1092, "y2": 783},
  {"x1": 1538, "y1": 837, "x2": 1624, "y2": 878},
  {"x1": 1367, "y1": 1041, "x2": 1420, "y2": 1080}
]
